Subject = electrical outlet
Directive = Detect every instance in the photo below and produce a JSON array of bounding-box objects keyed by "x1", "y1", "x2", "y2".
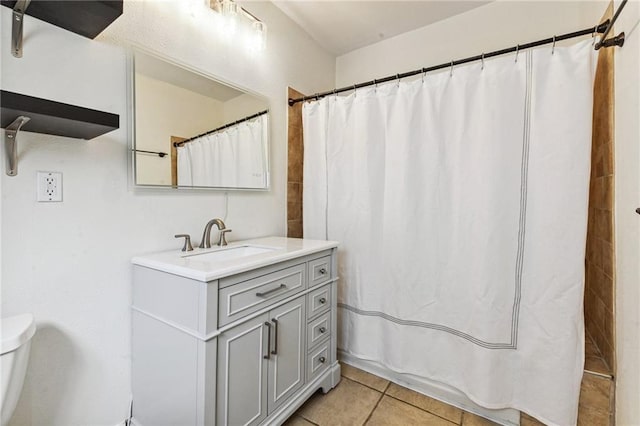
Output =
[{"x1": 36, "y1": 171, "x2": 62, "y2": 202}]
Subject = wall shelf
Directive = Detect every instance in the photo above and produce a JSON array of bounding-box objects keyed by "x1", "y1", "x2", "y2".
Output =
[
  {"x1": 1, "y1": 0, "x2": 123, "y2": 39},
  {"x1": 1, "y1": 90, "x2": 119, "y2": 140},
  {"x1": 1, "y1": 90, "x2": 120, "y2": 176}
]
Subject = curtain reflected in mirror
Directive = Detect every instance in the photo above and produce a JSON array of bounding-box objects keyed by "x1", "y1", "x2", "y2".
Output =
[
  {"x1": 175, "y1": 112, "x2": 268, "y2": 188},
  {"x1": 132, "y1": 50, "x2": 270, "y2": 190}
]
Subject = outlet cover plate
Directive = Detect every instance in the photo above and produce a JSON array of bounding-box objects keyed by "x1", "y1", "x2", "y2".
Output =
[{"x1": 37, "y1": 171, "x2": 62, "y2": 202}]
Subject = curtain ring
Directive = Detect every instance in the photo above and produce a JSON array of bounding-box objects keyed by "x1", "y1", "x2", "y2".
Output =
[
  {"x1": 314, "y1": 93, "x2": 320, "y2": 101},
  {"x1": 515, "y1": 45, "x2": 519, "y2": 63},
  {"x1": 552, "y1": 35, "x2": 556, "y2": 55},
  {"x1": 353, "y1": 84, "x2": 357, "y2": 97},
  {"x1": 373, "y1": 79, "x2": 377, "y2": 91},
  {"x1": 449, "y1": 60, "x2": 454, "y2": 77},
  {"x1": 481, "y1": 53, "x2": 485, "y2": 70},
  {"x1": 421, "y1": 68, "x2": 426, "y2": 83},
  {"x1": 333, "y1": 89, "x2": 337, "y2": 99},
  {"x1": 396, "y1": 74, "x2": 400, "y2": 87}
]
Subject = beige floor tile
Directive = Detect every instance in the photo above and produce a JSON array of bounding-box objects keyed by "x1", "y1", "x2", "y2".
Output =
[
  {"x1": 579, "y1": 374, "x2": 612, "y2": 412},
  {"x1": 461, "y1": 412, "x2": 500, "y2": 426},
  {"x1": 385, "y1": 383, "x2": 462, "y2": 424},
  {"x1": 366, "y1": 395, "x2": 455, "y2": 426},
  {"x1": 341, "y1": 363, "x2": 390, "y2": 392},
  {"x1": 297, "y1": 377, "x2": 382, "y2": 426},
  {"x1": 520, "y1": 412, "x2": 546, "y2": 426},
  {"x1": 284, "y1": 415, "x2": 317, "y2": 426},
  {"x1": 584, "y1": 356, "x2": 611, "y2": 376}
]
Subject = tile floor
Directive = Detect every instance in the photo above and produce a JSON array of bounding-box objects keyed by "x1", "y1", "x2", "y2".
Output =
[{"x1": 285, "y1": 363, "x2": 614, "y2": 426}]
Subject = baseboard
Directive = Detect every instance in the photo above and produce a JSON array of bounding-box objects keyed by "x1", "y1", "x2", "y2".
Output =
[{"x1": 339, "y1": 351, "x2": 520, "y2": 426}]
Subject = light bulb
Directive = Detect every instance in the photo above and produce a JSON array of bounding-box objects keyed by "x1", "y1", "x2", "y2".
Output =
[
  {"x1": 222, "y1": 0, "x2": 240, "y2": 17},
  {"x1": 249, "y1": 20, "x2": 267, "y2": 52},
  {"x1": 220, "y1": 0, "x2": 240, "y2": 34}
]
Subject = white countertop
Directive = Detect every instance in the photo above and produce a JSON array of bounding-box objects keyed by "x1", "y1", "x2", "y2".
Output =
[{"x1": 131, "y1": 237, "x2": 338, "y2": 282}]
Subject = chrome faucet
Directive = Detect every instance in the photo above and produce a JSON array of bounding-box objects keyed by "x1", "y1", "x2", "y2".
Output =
[{"x1": 199, "y1": 218, "x2": 232, "y2": 248}]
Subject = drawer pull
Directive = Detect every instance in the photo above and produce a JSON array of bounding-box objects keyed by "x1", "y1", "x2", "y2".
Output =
[
  {"x1": 319, "y1": 268, "x2": 327, "y2": 275},
  {"x1": 319, "y1": 297, "x2": 327, "y2": 304},
  {"x1": 319, "y1": 326, "x2": 326, "y2": 334},
  {"x1": 256, "y1": 283, "x2": 287, "y2": 297},
  {"x1": 263, "y1": 322, "x2": 271, "y2": 360},
  {"x1": 318, "y1": 356, "x2": 326, "y2": 364},
  {"x1": 271, "y1": 318, "x2": 278, "y2": 355}
]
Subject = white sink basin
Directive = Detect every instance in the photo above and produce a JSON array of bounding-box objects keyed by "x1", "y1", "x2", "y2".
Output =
[
  {"x1": 182, "y1": 245, "x2": 277, "y2": 262},
  {"x1": 132, "y1": 237, "x2": 339, "y2": 282}
]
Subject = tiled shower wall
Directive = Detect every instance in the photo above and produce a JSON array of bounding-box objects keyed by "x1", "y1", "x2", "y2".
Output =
[
  {"x1": 584, "y1": 3, "x2": 616, "y2": 374},
  {"x1": 287, "y1": 87, "x2": 305, "y2": 238}
]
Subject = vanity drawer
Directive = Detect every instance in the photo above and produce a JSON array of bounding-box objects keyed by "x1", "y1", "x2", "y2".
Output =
[
  {"x1": 307, "y1": 311, "x2": 331, "y2": 350},
  {"x1": 219, "y1": 264, "x2": 305, "y2": 326},
  {"x1": 307, "y1": 339, "x2": 331, "y2": 382},
  {"x1": 308, "y1": 256, "x2": 331, "y2": 288},
  {"x1": 307, "y1": 284, "x2": 331, "y2": 319}
]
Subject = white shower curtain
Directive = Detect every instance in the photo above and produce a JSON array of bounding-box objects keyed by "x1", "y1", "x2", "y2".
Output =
[
  {"x1": 303, "y1": 40, "x2": 596, "y2": 426},
  {"x1": 177, "y1": 114, "x2": 268, "y2": 188}
]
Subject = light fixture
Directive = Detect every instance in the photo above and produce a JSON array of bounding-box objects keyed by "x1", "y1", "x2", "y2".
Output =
[
  {"x1": 208, "y1": 0, "x2": 267, "y2": 50},
  {"x1": 250, "y1": 20, "x2": 267, "y2": 52},
  {"x1": 219, "y1": 0, "x2": 239, "y2": 34},
  {"x1": 221, "y1": 0, "x2": 240, "y2": 18}
]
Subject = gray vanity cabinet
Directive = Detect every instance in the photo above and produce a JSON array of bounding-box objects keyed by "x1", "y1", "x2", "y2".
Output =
[
  {"x1": 217, "y1": 297, "x2": 306, "y2": 426},
  {"x1": 131, "y1": 238, "x2": 340, "y2": 426},
  {"x1": 267, "y1": 297, "x2": 306, "y2": 411},
  {"x1": 217, "y1": 312, "x2": 269, "y2": 426}
]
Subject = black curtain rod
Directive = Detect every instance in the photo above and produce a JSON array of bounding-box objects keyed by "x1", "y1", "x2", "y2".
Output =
[
  {"x1": 174, "y1": 109, "x2": 269, "y2": 147},
  {"x1": 289, "y1": 18, "x2": 621, "y2": 106},
  {"x1": 595, "y1": 0, "x2": 628, "y2": 50},
  {"x1": 134, "y1": 149, "x2": 168, "y2": 158}
]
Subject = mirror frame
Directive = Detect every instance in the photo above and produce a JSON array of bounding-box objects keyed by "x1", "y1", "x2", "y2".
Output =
[{"x1": 127, "y1": 46, "x2": 271, "y2": 191}]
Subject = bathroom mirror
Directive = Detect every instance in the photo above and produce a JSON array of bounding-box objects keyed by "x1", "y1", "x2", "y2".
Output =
[{"x1": 131, "y1": 50, "x2": 270, "y2": 190}]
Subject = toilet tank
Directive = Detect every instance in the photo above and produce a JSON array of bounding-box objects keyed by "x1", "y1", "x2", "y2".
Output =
[{"x1": 1, "y1": 314, "x2": 36, "y2": 426}]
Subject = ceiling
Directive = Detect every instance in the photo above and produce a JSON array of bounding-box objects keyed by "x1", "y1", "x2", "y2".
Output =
[{"x1": 271, "y1": 1, "x2": 492, "y2": 56}]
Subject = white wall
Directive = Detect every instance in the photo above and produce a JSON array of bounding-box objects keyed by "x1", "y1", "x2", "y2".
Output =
[
  {"x1": 135, "y1": 73, "x2": 225, "y2": 185},
  {"x1": 336, "y1": 1, "x2": 608, "y2": 86},
  {"x1": 613, "y1": 0, "x2": 640, "y2": 424},
  {"x1": 0, "y1": 1, "x2": 334, "y2": 424},
  {"x1": 223, "y1": 93, "x2": 269, "y2": 123}
]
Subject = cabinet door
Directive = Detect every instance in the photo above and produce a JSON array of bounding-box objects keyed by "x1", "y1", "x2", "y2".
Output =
[
  {"x1": 267, "y1": 296, "x2": 306, "y2": 412},
  {"x1": 217, "y1": 313, "x2": 269, "y2": 426}
]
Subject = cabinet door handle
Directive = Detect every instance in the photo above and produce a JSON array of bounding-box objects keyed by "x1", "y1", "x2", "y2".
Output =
[
  {"x1": 256, "y1": 283, "x2": 287, "y2": 298},
  {"x1": 319, "y1": 267, "x2": 327, "y2": 275},
  {"x1": 318, "y1": 356, "x2": 326, "y2": 364},
  {"x1": 319, "y1": 297, "x2": 327, "y2": 304},
  {"x1": 263, "y1": 322, "x2": 271, "y2": 360},
  {"x1": 318, "y1": 326, "x2": 326, "y2": 334},
  {"x1": 271, "y1": 318, "x2": 278, "y2": 355}
]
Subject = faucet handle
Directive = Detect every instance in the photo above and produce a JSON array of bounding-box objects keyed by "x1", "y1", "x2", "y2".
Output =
[
  {"x1": 218, "y1": 229, "x2": 232, "y2": 247},
  {"x1": 175, "y1": 234, "x2": 194, "y2": 252}
]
